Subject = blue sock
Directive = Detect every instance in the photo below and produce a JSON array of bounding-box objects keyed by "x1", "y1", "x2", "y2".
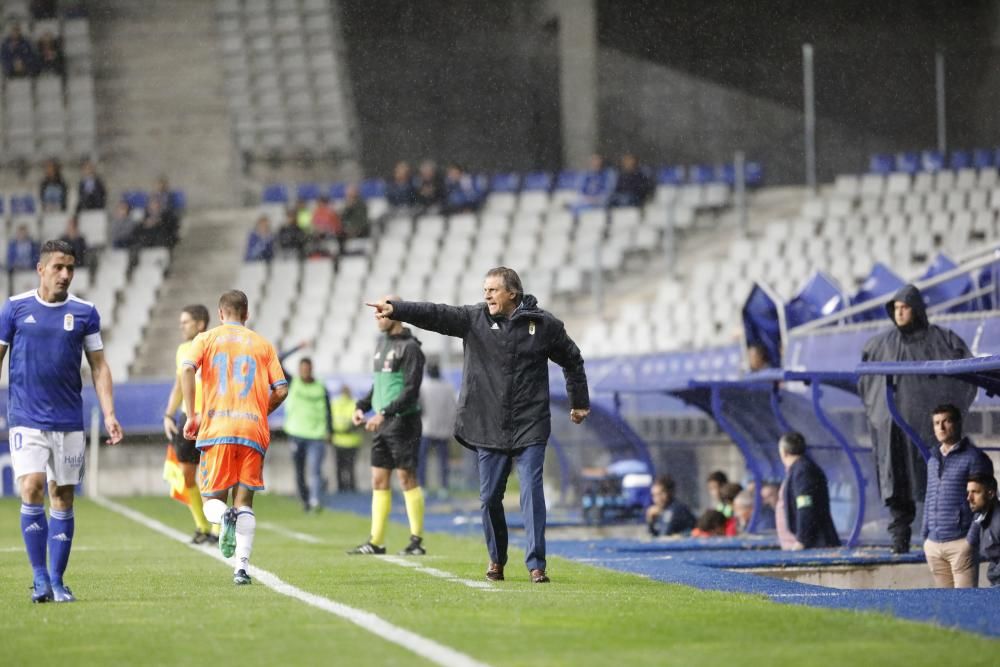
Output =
[
  {"x1": 20, "y1": 503, "x2": 48, "y2": 580},
  {"x1": 48, "y1": 508, "x2": 75, "y2": 585}
]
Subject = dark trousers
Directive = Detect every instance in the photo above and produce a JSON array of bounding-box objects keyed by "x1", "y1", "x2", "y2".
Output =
[
  {"x1": 478, "y1": 444, "x2": 547, "y2": 572},
  {"x1": 887, "y1": 496, "x2": 916, "y2": 545},
  {"x1": 418, "y1": 437, "x2": 450, "y2": 489},
  {"x1": 334, "y1": 446, "x2": 358, "y2": 492}
]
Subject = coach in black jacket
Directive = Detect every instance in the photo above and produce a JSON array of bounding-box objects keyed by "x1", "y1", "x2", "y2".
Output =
[
  {"x1": 778, "y1": 432, "x2": 841, "y2": 549},
  {"x1": 367, "y1": 267, "x2": 590, "y2": 583}
]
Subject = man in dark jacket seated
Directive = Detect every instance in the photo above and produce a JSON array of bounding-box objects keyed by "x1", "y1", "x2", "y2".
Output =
[
  {"x1": 967, "y1": 473, "x2": 1000, "y2": 587},
  {"x1": 366, "y1": 267, "x2": 589, "y2": 584},
  {"x1": 646, "y1": 474, "x2": 696, "y2": 536},
  {"x1": 778, "y1": 432, "x2": 841, "y2": 550}
]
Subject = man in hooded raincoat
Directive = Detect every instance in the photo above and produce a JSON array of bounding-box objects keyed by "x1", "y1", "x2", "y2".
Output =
[{"x1": 858, "y1": 284, "x2": 976, "y2": 553}]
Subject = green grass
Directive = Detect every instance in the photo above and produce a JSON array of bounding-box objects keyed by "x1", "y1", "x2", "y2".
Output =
[{"x1": 0, "y1": 495, "x2": 996, "y2": 666}]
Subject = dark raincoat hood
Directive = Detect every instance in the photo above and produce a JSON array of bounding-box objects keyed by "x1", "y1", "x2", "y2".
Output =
[{"x1": 885, "y1": 284, "x2": 929, "y2": 333}]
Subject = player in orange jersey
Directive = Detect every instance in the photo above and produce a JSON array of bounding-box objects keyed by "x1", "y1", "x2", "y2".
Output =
[{"x1": 182, "y1": 290, "x2": 288, "y2": 585}]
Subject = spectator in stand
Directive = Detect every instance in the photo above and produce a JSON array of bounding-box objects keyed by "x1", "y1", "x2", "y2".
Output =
[
  {"x1": 59, "y1": 217, "x2": 87, "y2": 267},
  {"x1": 311, "y1": 194, "x2": 344, "y2": 252},
  {"x1": 39, "y1": 159, "x2": 68, "y2": 212},
  {"x1": 7, "y1": 225, "x2": 40, "y2": 272},
  {"x1": 757, "y1": 481, "x2": 779, "y2": 531},
  {"x1": 293, "y1": 198, "x2": 312, "y2": 231},
  {"x1": 277, "y1": 208, "x2": 307, "y2": 258},
  {"x1": 609, "y1": 153, "x2": 653, "y2": 207},
  {"x1": 76, "y1": 160, "x2": 107, "y2": 213},
  {"x1": 1, "y1": 23, "x2": 37, "y2": 78},
  {"x1": 646, "y1": 474, "x2": 696, "y2": 537},
  {"x1": 109, "y1": 200, "x2": 136, "y2": 249},
  {"x1": 778, "y1": 432, "x2": 841, "y2": 550},
  {"x1": 31, "y1": 0, "x2": 59, "y2": 20},
  {"x1": 967, "y1": 473, "x2": 1000, "y2": 588},
  {"x1": 341, "y1": 183, "x2": 370, "y2": 241},
  {"x1": 245, "y1": 216, "x2": 274, "y2": 263},
  {"x1": 443, "y1": 164, "x2": 482, "y2": 214},
  {"x1": 733, "y1": 489, "x2": 754, "y2": 533},
  {"x1": 133, "y1": 198, "x2": 175, "y2": 248},
  {"x1": 386, "y1": 161, "x2": 417, "y2": 215},
  {"x1": 706, "y1": 470, "x2": 728, "y2": 514},
  {"x1": 922, "y1": 404, "x2": 993, "y2": 588},
  {"x1": 36, "y1": 31, "x2": 64, "y2": 77},
  {"x1": 747, "y1": 342, "x2": 773, "y2": 372},
  {"x1": 414, "y1": 159, "x2": 445, "y2": 213},
  {"x1": 718, "y1": 482, "x2": 742, "y2": 536},
  {"x1": 151, "y1": 176, "x2": 178, "y2": 219},
  {"x1": 691, "y1": 509, "x2": 728, "y2": 537},
  {"x1": 572, "y1": 154, "x2": 613, "y2": 213}
]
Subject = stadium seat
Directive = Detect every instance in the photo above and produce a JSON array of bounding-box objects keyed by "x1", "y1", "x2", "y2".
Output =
[
  {"x1": 950, "y1": 150, "x2": 972, "y2": 170},
  {"x1": 973, "y1": 148, "x2": 994, "y2": 169},
  {"x1": 920, "y1": 150, "x2": 944, "y2": 172},
  {"x1": 656, "y1": 166, "x2": 685, "y2": 186},
  {"x1": 869, "y1": 154, "x2": 895, "y2": 174}
]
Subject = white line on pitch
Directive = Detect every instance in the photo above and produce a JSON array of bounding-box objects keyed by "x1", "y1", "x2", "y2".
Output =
[
  {"x1": 379, "y1": 555, "x2": 500, "y2": 591},
  {"x1": 92, "y1": 496, "x2": 492, "y2": 667},
  {"x1": 258, "y1": 521, "x2": 325, "y2": 544}
]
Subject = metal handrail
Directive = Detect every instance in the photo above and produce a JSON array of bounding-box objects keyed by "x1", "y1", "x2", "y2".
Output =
[{"x1": 790, "y1": 242, "x2": 1000, "y2": 334}]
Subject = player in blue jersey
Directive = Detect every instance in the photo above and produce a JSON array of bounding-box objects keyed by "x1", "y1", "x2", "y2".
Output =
[{"x1": 0, "y1": 240, "x2": 124, "y2": 603}]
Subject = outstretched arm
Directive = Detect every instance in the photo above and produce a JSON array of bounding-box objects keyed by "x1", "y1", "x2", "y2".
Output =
[
  {"x1": 85, "y1": 349, "x2": 124, "y2": 445},
  {"x1": 367, "y1": 299, "x2": 472, "y2": 338}
]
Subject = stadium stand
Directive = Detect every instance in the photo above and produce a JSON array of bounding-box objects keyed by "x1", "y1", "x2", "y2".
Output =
[
  {"x1": 215, "y1": 0, "x2": 358, "y2": 162},
  {"x1": 0, "y1": 2, "x2": 96, "y2": 163}
]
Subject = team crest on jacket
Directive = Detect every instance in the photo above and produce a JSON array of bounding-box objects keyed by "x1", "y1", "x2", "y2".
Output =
[
  {"x1": 63, "y1": 314, "x2": 74, "y2": 331},
  {"x1": 528, "y1": 321, "x2": 536, "y2": 336}
]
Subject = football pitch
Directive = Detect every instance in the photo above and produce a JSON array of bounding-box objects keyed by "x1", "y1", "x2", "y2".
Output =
[{"x1": 0, "y1": 495, "x2": 996, "y2": 667}]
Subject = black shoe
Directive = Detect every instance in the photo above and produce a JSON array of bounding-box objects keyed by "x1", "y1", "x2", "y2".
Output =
[
  {"x1": 399, "y1": 535, "x2": 425, "y2": 556},
  {"x1": 233, "y1": 569, "x2": 252, "y2": 585},
  {"x1": 348, "y1": 541, "x2": 386, "y2": 555},
  {"x1": 891, "y1": 541, "x2": 910, "y2": 555},
  {"x1": 191, "y1": 530, "x2": 212, "y2": 545},
  {"x1": 486, "y1": 562, "x2": 504, "y2": 581}
]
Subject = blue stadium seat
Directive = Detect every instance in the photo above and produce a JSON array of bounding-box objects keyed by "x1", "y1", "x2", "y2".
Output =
[
  {"x1": 745, "y1": 161, "x2": 764, "y2": 186},
  {"x1": 718, "y1": 161, "x2": 763, "y2": 187},
  {"x1": 690, "y1": 164, "x2": 715, "y2": 184},
  {"x1": 741, "y1": 283, "x2": 782, "y2": 367},
  {"x1": 473, "y1": 173, "x2": 490, "y2": 195},
  {"x1": 359, "y1": 178, "x2": 386, "y2": 199},
  {"x1": 973, "y1": 148, "x2": 994, "y2": 169},
  {"x1": 785, "y1": 272, "x2": 845, "y2": 329},
  {"x1": 556, "y1": 170, "x2": 583, "y2": 191},
  {"x1": 920, "y1": 150, "x2": 944, "y2": 172},
  {"x1": 262, "y1": 183, "x2": 289, "y2": 204},
  {"x1": 656, "y1": 166, "x2": 685, "y2": 185},
  {"x1": 169, "y1": 190, "x2": 187, "y2": 211},
  {"x1": 894, "y1": 152, "x2": 919, "y2": 174},
  {"x1": 296, "y1": 183, "x2": 321, "y2": 202},
  {"x1": 949, "y1": 150, "x2": 972, "y2": 170},
  {"x1": 10, "y1": 194, "x2": 36, "y2": 216},
  {"x1": 919, "y1": 253, "x2": 973, "y2": 313},
  {"x1": 522, "y1": 171, "x2": 553, "y2": 191},
  {"x1": 123, "y1": 191, "x2": 149, "y2": 210},
  {"x1": 869, "y1": 153, "x2": 895, "y2": 174},
  {"x1": 490, "y1": 172, "x2": 520, "y2": 193},
  {"x1": 328, "y1": 182, "x2": 347, "y2": 200}
]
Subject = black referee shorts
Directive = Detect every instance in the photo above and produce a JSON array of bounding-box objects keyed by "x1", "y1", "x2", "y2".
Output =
[
  {"x1": 172, "y1": 413, "x2": 201, "y2": 465},
  {"x1": 370, "y1": 413, "x2": 422, "y2": 471}
]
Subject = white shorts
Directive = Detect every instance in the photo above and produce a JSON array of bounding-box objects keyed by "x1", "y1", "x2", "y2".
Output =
[{"x1": 9, "y1": 427, "x2": 86, "y2": 486}]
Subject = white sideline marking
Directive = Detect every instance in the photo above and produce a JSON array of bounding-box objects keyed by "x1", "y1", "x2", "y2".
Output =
[
  {"x1": 258, "y1": 521, "x2": 325, "y2": 544},
  {"x1": 92, "y1": 496, "x2": 492, "y2": 667},
  {"x1": 379, "y1": 555, "x2": 500, "y2": 591}
]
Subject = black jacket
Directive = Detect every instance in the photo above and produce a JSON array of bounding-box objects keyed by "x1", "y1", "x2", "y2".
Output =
[
  {"x1": 783, "y1": 455, "x2": 841, "y2": 548},
  {"x1": 970, "y1": 498, "x2": 1000, "y2": 587},
  {"x1": 389, "y1": 295, "x2": 588, "y2": 452},
  {"x1": 858, "y1": 284, "x2": 975, "y2": 502}
]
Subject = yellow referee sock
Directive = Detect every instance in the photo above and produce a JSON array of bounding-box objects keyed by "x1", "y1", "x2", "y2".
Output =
[
  {"x1": 403, "y1": 487, "x2": 425, "y2": 538},
  {"x1": 187, "y1": 485, "x2": 211, "y2": 534},
  {"x1": 370, "y1": 489, "x2": 392, "y2": 547}
]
